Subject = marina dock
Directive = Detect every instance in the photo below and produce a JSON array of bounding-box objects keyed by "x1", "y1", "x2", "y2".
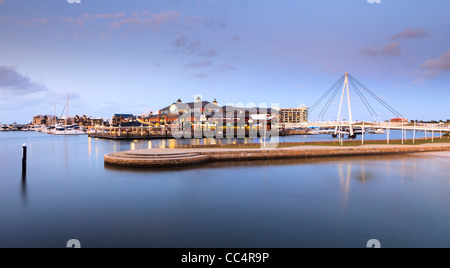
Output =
[
  {"x1": 87, "y1": 126, "x2": 291, "y2": 140},
  {"x1": 104, "y1": 143, "x2": 450, "y2": 169}
]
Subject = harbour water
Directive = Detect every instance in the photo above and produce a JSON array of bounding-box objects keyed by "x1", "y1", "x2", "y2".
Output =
[{"x1": 1, "y1": 131, "x2": 450, "y2": 248}]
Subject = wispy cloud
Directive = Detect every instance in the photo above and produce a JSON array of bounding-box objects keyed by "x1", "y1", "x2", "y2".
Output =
[
  {"x1": 184, "y1": 61, "x2": 212, "y2": 69},
  {"x1": 360, "y1": 28, "x2": 429, "y2": 58},
  {"x1": 391, "y1": 28, "x2": 430, "y2": 41},
  {"x1": 359, "y1": 42, "x2": 402, "y2": 57},
  {"x1": 65, "y1": 13, "x2": 126, "y2": 26},
  {"x1": 192, "y1": 73, "x2": 209, "y2": 79},
  {"x1": 213, "y1": 64, "x2": 236, "y2": 73},
  {"x1": 0, "y1": 66, "x2": 48, "y2": 95},
  {"x1": 173, "y1": 36, "x2": 218, "y2": 58},
  {"x1": 229, "y1": 36, "x2": 241, "y2": 42},
  {"x1": 186, "y1": 62, "x2": 236, "y2": 79},
  {"x1": 111, "y1": 11, "x2": 179, "y2": 30},
  {"x1": 65, "y1": 10, "x2": 179, "y2": 31},
  {"x1": 322, "y1": 64, "x2": 343, "y2": 74},
  {"x1": 0, "y1": 15, "x2": 51, "y2": 26},
  {"x1": 421, "y1": 50, "x2": 450, "y2": 78}
]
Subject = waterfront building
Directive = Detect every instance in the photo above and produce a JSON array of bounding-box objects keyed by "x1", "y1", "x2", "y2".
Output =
[
  {"x1": 112, "y1": 114, "x2": 135, "y2": 126},
  {"x1": 279, "y1": 105, "x2": 309, "y2": 124},
  {"x1": 159, "y1": 97, "x2": 221, "y2": 116},
  {"x1": 147, "y1": 97, "x2": 222, "y2": 126},
  {"x1": 58, "y1": 116, "x2": 74, "y2": 126},
  {"x1": 139, "y1": 97, "x2": 278, "y2": 132},
  {"x1": 32, "y1": 115, "x2": 58, "y2": 126},
  {"x1": 91, "y1": 118, "x2": 105, "y2": 127},
  {"x1": 73, "y1": 115, "x2": 105, "y2": 127},
  {"x1": 139, "y1": 114, "x2": 180, "y2": 126}
]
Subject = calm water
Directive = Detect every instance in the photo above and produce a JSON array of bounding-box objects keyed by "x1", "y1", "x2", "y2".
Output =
[{"x1": 1, "y1": 131, "x2": 450, "y2": 248}]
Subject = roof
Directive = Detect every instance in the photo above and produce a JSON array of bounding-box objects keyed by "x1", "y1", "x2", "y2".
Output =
[
  {"x1": 141, "y1": 114, "x2": 181, "y2": 119},
  {"x1": 144, "y1": 115, "x2": 161, "y2": 119},
  {"x1": 120, "y1": 122, "x2": 144, "y2": 127},
  {"x1": 113, "y1": 114, "x2": 134, "y2": 118},
  {"x1": 160, "y1": 101, "x2": 220, "y2": 111},
  {"x1": 222, "y1": 106, "x2": 277, "y2": 114}
]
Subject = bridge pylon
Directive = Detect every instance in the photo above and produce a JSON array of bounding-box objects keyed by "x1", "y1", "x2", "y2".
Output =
[{"x1": 336, "y1": 73, "x2": 354, "y2": 137}]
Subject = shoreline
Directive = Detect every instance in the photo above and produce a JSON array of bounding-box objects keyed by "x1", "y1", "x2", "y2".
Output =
[{"x1": 104, "y1": 143, "x2": 450, "y2": 169}]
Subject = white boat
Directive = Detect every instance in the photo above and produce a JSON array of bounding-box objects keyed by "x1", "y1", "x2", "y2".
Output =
[
  {"x1": 52, "y1": 94, "x2": 87, "y2": 136},
  {"x1": 41, "y1": 126, "x2": 51, "y2": 133},
  {"x1": 53, "y1": 127, "x2": 86, "y2": 135},
  {"x1": 374, "y1": 129, "x2": 385, "y2": 134},
  {"x1": 336, "y1": 130, "x2": 350, "y2": 135},
  {"x1": 0, "y1": 125, "x2": 9, "y2": 131},
  {"x1": 321, "y1": 129, "x2": 336, "y2": 134},
  {"x1": 33, "y1": 125, "x2": 42, "y2": 132},
  {"x1": 52, "y1": 123, "x2": 86, "y2": 135}
]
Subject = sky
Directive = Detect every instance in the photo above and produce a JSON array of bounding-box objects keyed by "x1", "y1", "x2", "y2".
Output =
[{"x1": 0, "y1": 0, "x2": 449, "y2": 123}]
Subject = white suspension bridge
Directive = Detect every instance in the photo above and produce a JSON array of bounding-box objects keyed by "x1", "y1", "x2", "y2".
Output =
[{"x1": 298, "y1": 73, "x2": 450, "y2": 143}]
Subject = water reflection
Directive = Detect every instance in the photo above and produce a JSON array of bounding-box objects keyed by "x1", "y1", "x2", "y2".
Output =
[
  {"x1": 168, "y1": 139, "x2": 176, "y2": 149},
  {"x1": 21, "y1": 178, "x2": 27, "y2": 206},
  {"x1": 88, "y1": 137, "x2": 92, "y2": 157},
  {"x1": 338, "y1": 163, "x2": 351, "y2": 207},
  {"x1": 5, "y1": 132, "x2": 450, "y2": 247}
]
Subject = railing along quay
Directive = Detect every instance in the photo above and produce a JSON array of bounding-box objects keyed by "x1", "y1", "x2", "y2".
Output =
[{"x1": 87, "y1": 126, "x2": 289, "y2": 140}]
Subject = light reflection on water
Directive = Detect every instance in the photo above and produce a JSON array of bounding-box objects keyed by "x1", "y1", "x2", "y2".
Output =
[{"x1": 1, "y1": 131, "x2": 450, "y2": 248}]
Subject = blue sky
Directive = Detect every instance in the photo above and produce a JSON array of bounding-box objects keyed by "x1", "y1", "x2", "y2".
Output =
[{"x1": 0, "y1": 0, "x2": 449, "y2": 123}]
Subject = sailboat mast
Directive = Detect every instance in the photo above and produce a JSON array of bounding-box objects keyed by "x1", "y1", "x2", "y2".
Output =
[{"x1": 66, "y1": 94, "x2": 69, "y2": 128}]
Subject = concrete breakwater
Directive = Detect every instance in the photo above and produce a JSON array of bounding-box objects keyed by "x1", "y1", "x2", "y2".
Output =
[{"x1": 104, "y1": 143, "x2": 450, "y2": 168}]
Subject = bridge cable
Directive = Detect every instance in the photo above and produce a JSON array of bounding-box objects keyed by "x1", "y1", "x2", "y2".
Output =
[
  {"x1": 348, "y1": 78, "x2": 380, "y2": 122},
  {"x1": 348, "y1": 74, "x2": 404, "y2": 118},
  {"x1": 309, "y1": 74, "x2": 345, "y2": 114},
  {"x1": 317, "y1": 77, "x2": 346, "y2": 121}
]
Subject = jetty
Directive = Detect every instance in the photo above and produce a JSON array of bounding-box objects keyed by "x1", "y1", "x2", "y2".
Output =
[
  {"x1": 104, "y1": 143, "x2": 450, "y2": 169},
  {"x1": 88, "y1": 126, "x2": 291, "y2": 140}
]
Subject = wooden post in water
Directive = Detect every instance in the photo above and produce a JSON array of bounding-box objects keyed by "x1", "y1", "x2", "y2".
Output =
[{"x1": 22, "y1": 144, "x2": 27, "y2": 179}]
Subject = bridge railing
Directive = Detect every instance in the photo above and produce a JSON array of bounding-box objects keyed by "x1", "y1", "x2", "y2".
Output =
[{"x1": 303, "y1": 121, "x2": 450, "y2": 130}]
